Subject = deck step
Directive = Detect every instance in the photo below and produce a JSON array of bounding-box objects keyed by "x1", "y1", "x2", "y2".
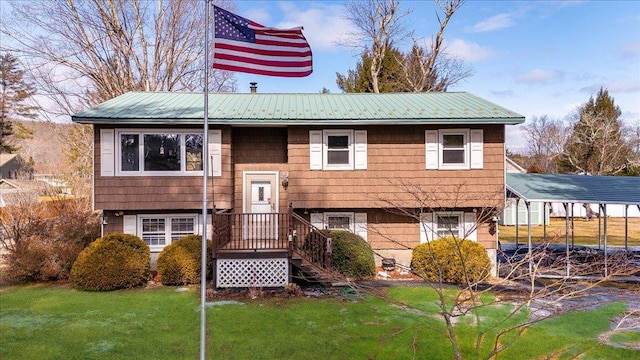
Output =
[{"x1": 290, "y1": 256, "x2": 335, "y2": 286}]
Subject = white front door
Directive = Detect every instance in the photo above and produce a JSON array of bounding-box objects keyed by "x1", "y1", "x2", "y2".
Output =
[
  {"x1": 250, "y1": 181, "x2": 273, "y2": 214},
  {"x1": 243, "y1": 172, "x2": 278, "y2": 241}
]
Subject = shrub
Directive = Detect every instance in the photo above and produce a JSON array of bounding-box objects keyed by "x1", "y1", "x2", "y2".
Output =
[
  {"x1": 411, "y1": 237, "x2": 491, "y2": 284},
  {"x1": 70, "y1": 233, "x2": 150, "y2": 291},
  {"x1": 0, "y1": 198, "x2": 100, "y2": 284},
  {"x1": 156, "y1": 235, "x2": 213, "y2": 286},
  {"x1": 329, "y1": 230, "x2": 375, "y2": 280}
]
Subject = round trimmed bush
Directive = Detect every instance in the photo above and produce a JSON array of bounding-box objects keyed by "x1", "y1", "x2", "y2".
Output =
[
  {"x1": 70, "y1": 233, "x2": 150, "y2": 291},
  {"x1": 411, "y1": 237, "x2": 491, "y2": 284},
  {"x1": 156, "y1": 235, "x2": 213, "y2": 286},
  {"x1": 329, "y1": 230, "x2": 375, "y2": 280}
]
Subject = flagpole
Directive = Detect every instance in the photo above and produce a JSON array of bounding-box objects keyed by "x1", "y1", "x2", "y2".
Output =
[{"x1": 200, "y1": 1, "x2": 210, "y2": 359}]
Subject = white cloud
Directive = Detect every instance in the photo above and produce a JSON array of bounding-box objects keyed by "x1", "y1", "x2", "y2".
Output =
[
  {"x1": 608, "y1": 81, "x2": 640, "y2": 93},
  {"x1": 505, "y1": 124, "x2": 527, "y2": 152},
  {"x1": 581, "y1": 81, "x2": 640, "y2": 94},
  {"x1": 563, "y1": 101, "x2": 583, "y2": 116},
  {"x1": 490, "y1": 89, "x2": 515, "y2": 97},
  {"x1": 275, "y1": 2, "x2": 357, "y2": 52},
  {"x1": 618, "y1": 41, "x2": 640, "y2": 60},
  {"x1": 445, "y1": 39, "x2": 495, "y2": 62},
  {"x1": 468, "y1": 13, "x2": 517, "y2": 33},
  {"x1": 515, "y1": 69, "x2": 564, "y2": 84},
  {"x1": 242, "y1": 8, "x2": 272, "y2": 25}
]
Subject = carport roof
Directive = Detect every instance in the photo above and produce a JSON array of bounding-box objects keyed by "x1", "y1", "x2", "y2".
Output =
[{"x1": 506, "y1": 173, "x2": 640, "y2": 205}]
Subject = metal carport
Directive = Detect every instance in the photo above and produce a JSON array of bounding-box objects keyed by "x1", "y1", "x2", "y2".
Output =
[{"x1": 505, "y1": 173, "x2": 640, "y2": 277}]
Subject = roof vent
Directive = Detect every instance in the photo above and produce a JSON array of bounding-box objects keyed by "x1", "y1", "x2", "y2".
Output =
[{"x1": 250, "y1": 82, "x2": 257, "y2": 94}]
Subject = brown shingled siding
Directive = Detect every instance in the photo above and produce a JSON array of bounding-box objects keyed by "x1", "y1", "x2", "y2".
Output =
[
  {"x1": 94, "y1": 125, "x2": 233, "y2": 211},
  {"x1": 233, "y1": 127, "x2": 287, "y2": 164},
  {"x1": 299, "y1": 209, "x2": 496, "y2": 251},
  {"x1": 368, "y1": 210, "x2": 496, "y2": 250},
  {"x1": 286, "y1": 125, "x2": 505, "y2": 209}
]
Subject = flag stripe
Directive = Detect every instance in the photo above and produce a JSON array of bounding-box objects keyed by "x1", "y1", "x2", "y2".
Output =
[
  {"x1": 213, "y1": 62, "x2": 313, "y2": 77},
  {"x1": 255, "y1": 34, "x2": 309, "y2": 49},
  {"x1": 215, "y1": 52, "x2": 312, "y2": 68},
  {"x1": 212, "y1": 5, "x2": 312, "y2": 78},
  {"x1": 215, "y1": 41, "x2": 312, "y2": 58},
  {"x1": 214, "y1": 58, "x2": 313, "y2": 73}
]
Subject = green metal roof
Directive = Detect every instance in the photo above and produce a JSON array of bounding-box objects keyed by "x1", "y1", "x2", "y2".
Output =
[
  {"x1": 72, "y1": 91, "x2": 524, "y2": 125},
  {"x1": 507, "y1": 173, "x2": 640, "y2": 205}
]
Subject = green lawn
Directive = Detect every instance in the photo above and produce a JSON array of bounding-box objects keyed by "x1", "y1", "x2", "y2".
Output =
[{"x1": 1, "y1": 284, "x2": 637, "y2": 359}]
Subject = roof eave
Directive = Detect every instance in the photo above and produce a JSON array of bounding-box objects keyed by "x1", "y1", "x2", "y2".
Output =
[{"x1": 72, "y1": 117, "x2": 525, "y2": 126}]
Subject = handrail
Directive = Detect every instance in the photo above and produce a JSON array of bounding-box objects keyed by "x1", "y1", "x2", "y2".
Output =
[{"x1": 290, "y1": 212, "x2": 332, "y2": 271}]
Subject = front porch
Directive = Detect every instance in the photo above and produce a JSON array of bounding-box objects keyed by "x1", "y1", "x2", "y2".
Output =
[{"x1": 211, "y1": 209, "x2": 334, "y2": 288}]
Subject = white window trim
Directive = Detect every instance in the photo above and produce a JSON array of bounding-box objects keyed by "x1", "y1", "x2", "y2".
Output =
[
  {"x1": 115, "y1": 129, "x2": 205, "y2": 176},
  {"x1": 426, "y1": 129, "x2": 483, "y2": 170},
  {"x1": 137, "y1": 214, "x2": 198, "y2": 252},
  {"x1": 310, "y1": 211, "x2": 368, "y2": 241},
  {"x1": 434, "y1": 211, "x2": 464, "y2": 239},
  {"x1": 310, "y1": 129, "x2": 367, "y2": 171},
  {"x1": 324, "y1": 212, "x2": 355, "y2": 231},
  {"x1": 420, "y1": 211, "x2": 477, "y2": 243},
  {"x1": 323, "y1": 130, "x2": 354, "y2": 170},
  {"x1": 439, "y1": 129, "x2": 470, "y2": 170}
]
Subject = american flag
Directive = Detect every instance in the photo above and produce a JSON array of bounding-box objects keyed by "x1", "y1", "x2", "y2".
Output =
[{"x1": 212, "y1": 6, "x2": 313, "y2": 78}]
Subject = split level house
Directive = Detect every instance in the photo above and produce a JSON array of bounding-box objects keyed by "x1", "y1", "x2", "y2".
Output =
[{"x1": 72, "y1": 91, "x2": 525, "y2": 288}]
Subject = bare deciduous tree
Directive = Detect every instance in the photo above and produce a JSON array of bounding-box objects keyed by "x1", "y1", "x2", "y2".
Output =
[
  {"x1": 59, "y1": 124, "x2": 93, "y2": 198},
  {"x1": 521, "y1": 115, "x2": 568, "y2": 173},
  {"x1": 1, "y1": 0, "x2": 238, "y2": 196},
  {"x1": 402, "y1": 0, "x2": 466, "y2": 92},
  {"x1": 352, "y1": 179, "x2": 638, "y2": 359},
  {"x1": 1, "y1": 0, "x2": 237, "y2": 116},
  {"x1": 343, "y1": 0, "x2": 412, "y2": 93},
  {"x1": 399, "y1": 43, "x2": 472, "y2": 92},
  {"x1": 341, "y1": 0, "x2": 467, "y2": 93}
]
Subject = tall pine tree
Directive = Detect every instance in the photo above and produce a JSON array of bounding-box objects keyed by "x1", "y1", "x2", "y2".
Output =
[
  {"x1": 0, "y1": 53, "x2": 38, "y2": 153},
  {"x1": 558, "y1": 88, "x2": 633, "y2": 175}
]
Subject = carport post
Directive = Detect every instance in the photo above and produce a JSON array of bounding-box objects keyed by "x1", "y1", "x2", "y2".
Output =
[
  {"x1": 515, "y1": 198, "x2": 520, "y2": 248},
  {"x1": 526, "y1": 201, "x2": 532, "y2": 275},
  {"x1": 564, "y1": 203, "x2": 570, "y2": 277},
  {"x1": 624, "y1": 205, "x2": 629, "y2": 252},
  {"x1": 598, "y1": 206, "x2": 602, "y2": 249},
  {"x1": 602, "y1": 204, "x2": 608, "y2": 277},
  {"x1": 543, "y1": 202, "x2": 547, "y2": 240},
  {"x1": 570, "y1": 204, "x2": 574, "y2": 248}
]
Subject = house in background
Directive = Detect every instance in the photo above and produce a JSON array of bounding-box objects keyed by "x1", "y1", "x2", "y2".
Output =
[
  {"x1": 0, "y1": 154, "x2": 33, "y2": 180},
  {"x1": 501, "y1": 157, "x2": 549, "y2": 226},
  {"x1": 72, "y1": 91, "x2": 524, "y2": 288},
  {"x1": 0, "y1": 179, "x2": 41, "y2": 207}
]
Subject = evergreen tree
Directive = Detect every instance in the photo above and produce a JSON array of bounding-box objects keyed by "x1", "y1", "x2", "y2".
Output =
[
  {"x1": 336, "y1": 43, "x2": 470, "y2": 93},
  {"x1": 0, "y1": 53, "x2": 38, "y2": 153},
  {"x1": 558, "y1": 88, "x2": 633, "y2": 175},
  {"x1": 336, "y1": 46, "x2": 406, "y2": 93}
]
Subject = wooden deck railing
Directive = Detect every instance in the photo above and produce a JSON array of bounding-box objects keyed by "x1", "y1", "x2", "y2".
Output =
[
  {"x1": 212, "y1": 212, "x2": 290, "y2": 251},
  {"x1": 212, "y1": 207, "x2": 332, "y2": 272}
]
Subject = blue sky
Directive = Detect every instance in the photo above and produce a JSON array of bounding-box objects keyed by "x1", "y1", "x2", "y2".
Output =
[{"x1": 229, "y1": 1, "x2": 640, "y2": 150}]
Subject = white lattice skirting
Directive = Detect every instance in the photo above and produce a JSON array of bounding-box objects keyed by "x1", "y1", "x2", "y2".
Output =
[{"x1": 216, "y1": 258, "x2": 289, "y2": 288}]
